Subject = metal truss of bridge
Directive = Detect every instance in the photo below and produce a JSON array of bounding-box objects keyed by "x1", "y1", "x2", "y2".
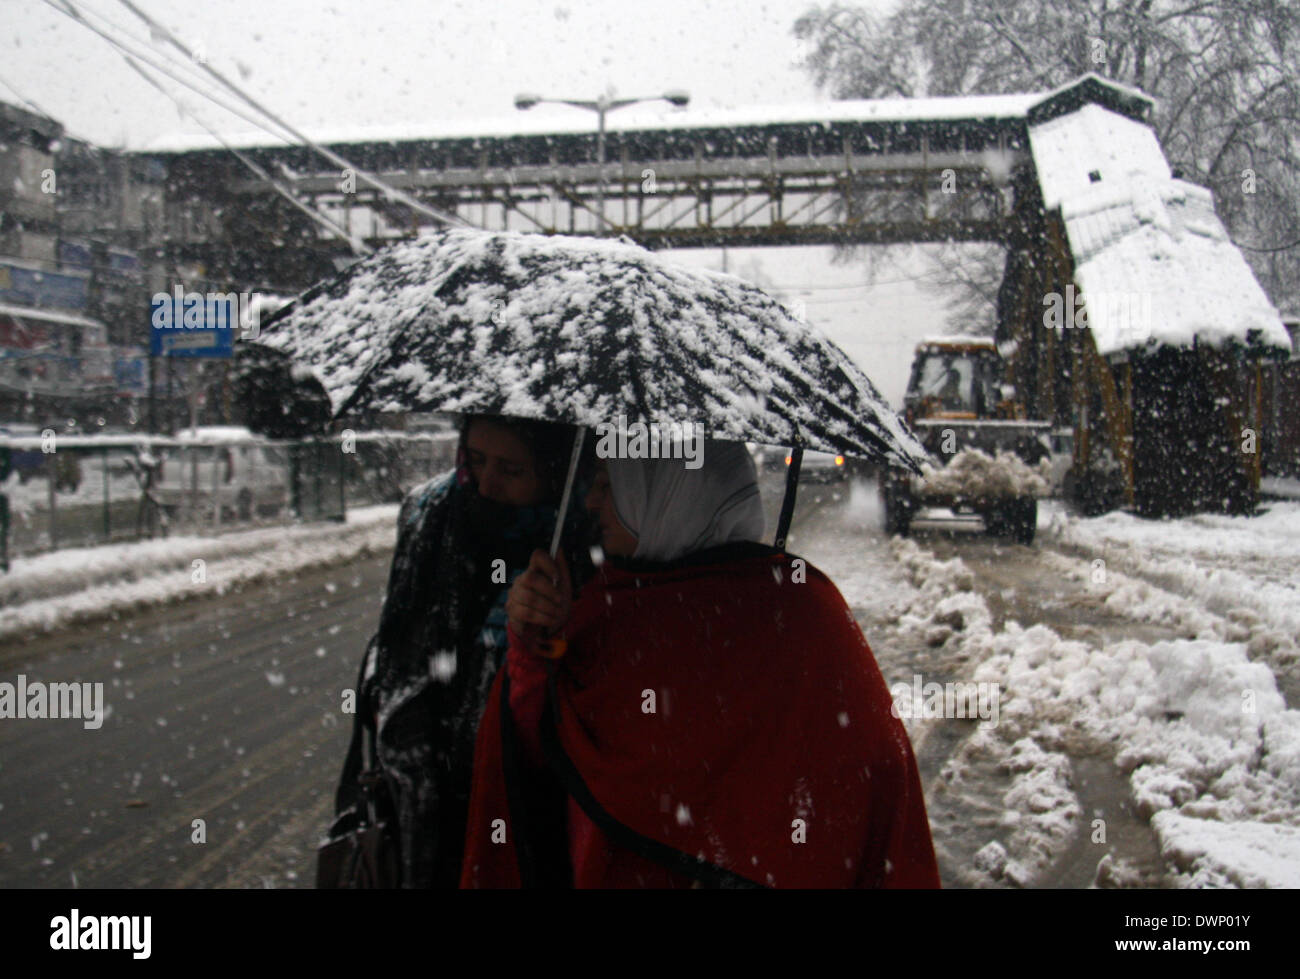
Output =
[
  {"x1": 140, "y1": 74, "x2": 1291, "y2": 516},
  {"x1": 143, "y1": 74, "x2": 1152, "y2": 261}
]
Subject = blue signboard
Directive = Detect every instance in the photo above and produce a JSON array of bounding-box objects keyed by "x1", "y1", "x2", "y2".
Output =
[
  {"x1": 149, "y1": 294, "x2": 239, "y2": 358},
  {"x1": 114, "y1": 356, "x2": 149, "y2": 395},
  {"x1": 56, "y1": 241, "x2": 141, "y2": 280},
  {"x1": 58, "y1": 240, "x2": 94, "y2": 269},
  {"x1": 107, "y1": 249, "x2": 141, "y2": 280},
  {"x1": 0, "y1": 262, "x2": 90, "y2": 309}
]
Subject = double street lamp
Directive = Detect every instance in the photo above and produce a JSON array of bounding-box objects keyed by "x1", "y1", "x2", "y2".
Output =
[{"x1": 514, "y1": 90, "x2": 690, "y2": 235}]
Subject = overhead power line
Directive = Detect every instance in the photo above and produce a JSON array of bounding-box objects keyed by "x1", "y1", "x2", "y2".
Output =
[
  {"x1": 113, "y1": 0, "x2": 471, "y2": 229},
  {"x1": 44, "y1": 0, "x2": 370, "y2": 254},
  {"x1": 120, "y1": 58, "x2": 372, "y2": 255},
  {"x1": 0, "y1": 72, "x2": 60, "y2": 123},
  {"x1": 44, "y1": 0, "x2": 472, "y2": 232},
  {"x1": 43, "y1": 0, "x2": 303, "y2": 146}
]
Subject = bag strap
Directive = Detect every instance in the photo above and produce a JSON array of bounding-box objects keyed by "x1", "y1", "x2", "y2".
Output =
[
  {"x1": 498, "y1": 664, "x2": 572, "y2": 888},
  {"x1": 334, "y1": 637, "x2": 380, "y2": 816},
  {"x1": 538, "y1": 668, "x2": 764, "y2": 889},
  {"x1": 498, "y1": 665, "x2": 536, "y2": 885}
]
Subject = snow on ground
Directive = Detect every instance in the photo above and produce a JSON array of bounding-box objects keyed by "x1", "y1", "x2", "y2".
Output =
[
  {"x1": 878, "y1": 538, "x2": 1087, "y2": 886},
  {"x1": 1261, "y1": 476, "x2": 1300, "y2": 501},
  {"x1": 1044, "y1": 501, "x2": 1300, "y2": 679},
  {"x1": 1152, "y1": 812, "x2": 1300, "y2": 888},
  {"x1": 1037, "y1": 549, "x2": 1234, "y2": 643},
  {"x1": 881, "y1": 520, "x2": 1300, "y2": 888},
  {"x1": 788, "y1": 477, "x2": 923, "y2": 625},
  {"x1": 9, "y1": 467, "x2": 1300, "y2": 887},
  {"x1": 0, "y1": 505, "x2": 398, "y2": 641}
]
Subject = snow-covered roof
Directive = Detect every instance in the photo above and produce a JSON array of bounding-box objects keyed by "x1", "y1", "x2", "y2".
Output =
[
  {"x1": 1030, "y1": 103, "x2": 1170, "y2": 209},
  {"x1": 1033, "y1": 72, "x2": 1154, "y2": 110},
  {"x1": 1029, "y1": 105, "x2": 1289, "y2": 356},
  {"x1": 143, "y1": 92, "x2": 1042, "y2": 154}
]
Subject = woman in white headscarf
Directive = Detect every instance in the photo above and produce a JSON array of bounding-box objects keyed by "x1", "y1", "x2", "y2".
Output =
[
  {"x1": 592, "y1": 439, "x2": 766, "y2": 562},
  {"x1": 460, "y1": 440, "x2": 940, "y2": 889}
]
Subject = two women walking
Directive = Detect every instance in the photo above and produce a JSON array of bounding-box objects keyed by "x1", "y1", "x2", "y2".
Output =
[{"x1": 339, "y1": 422, "x2": 939, "y2": 888}]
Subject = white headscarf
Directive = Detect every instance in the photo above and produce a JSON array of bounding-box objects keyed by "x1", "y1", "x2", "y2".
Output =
[{"x1": 605, "y1": 440, "x2": 765, "y2": 563}]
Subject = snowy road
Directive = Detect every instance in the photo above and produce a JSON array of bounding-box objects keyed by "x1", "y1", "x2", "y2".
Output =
[
  {"x1": 0, "y1": 556, "x2": 387, "y2": 888},
  {"x1": 2, "y1": 475, "x2": 1297, "y2": 887}
]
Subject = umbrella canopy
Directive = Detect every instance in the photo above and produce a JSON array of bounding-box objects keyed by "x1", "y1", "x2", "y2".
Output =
[
  {"x1": 228, "y1": 343, "x2": 332, "y2": 439},
  {"x1": 253, "y1": 229, "x2": 925, "y2": 472}
]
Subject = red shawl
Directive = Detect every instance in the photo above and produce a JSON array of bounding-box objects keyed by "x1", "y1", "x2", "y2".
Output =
[{"x1": 459, "y1": 545, "x2": 940, "y2": 888}]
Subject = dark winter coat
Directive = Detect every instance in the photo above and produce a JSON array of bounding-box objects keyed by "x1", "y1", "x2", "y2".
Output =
[{"x1": 352, "y1": 465, "x2": 590, "y2": 888}]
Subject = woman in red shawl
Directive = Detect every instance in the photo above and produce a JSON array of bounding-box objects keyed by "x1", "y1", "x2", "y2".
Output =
[{"x1": 459, "y1": 440, "x2": 940, "y2": 888}]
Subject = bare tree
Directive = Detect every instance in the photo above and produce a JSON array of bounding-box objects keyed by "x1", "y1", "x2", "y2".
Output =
[{"x1": 794, "y1": 0, "x2": 1300, "y2": 327}]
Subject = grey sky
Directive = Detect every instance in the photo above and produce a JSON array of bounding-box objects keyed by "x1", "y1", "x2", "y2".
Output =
[
  {"x1": 7, "y1": 0, "x2": 848, "y2": 148},
  {"x1": 5, "y1": 0, "x2": 962, "y2": 404}
]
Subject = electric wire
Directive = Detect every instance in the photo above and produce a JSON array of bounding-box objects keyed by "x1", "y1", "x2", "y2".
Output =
[
  {"x1": 42, "y1": 0, "x2": 305, "y2": 148},
  {"x1": 43, "y1": 0, "x2": 470, "y2": 231},
  {"x1": 43, "y1": 0, "x2": 371, "y2": 254},
  {"x1": 120, "y1": 57, "x2": 371, "y2": 255},
  {"x1": 113, "y1": 0, "x2": 471, "y2": 228}
]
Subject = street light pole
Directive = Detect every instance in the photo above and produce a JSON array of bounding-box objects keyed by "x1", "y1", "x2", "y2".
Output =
[
  {"x1": 515, "y1": 90, "x2": 690, "y2": 236},
  {"x1": 595, "y1": 99, "x2": 609, "y2": 237}
]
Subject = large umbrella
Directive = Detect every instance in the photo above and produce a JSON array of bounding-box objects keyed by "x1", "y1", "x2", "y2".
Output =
[{"x1": 253, "y1": 229, "x2": 926, "y2": 544}]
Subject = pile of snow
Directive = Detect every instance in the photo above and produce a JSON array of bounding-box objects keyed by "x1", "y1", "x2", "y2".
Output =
[
  {"x1": 914, "y1": 449, "x2": 1051, "y2": 498},
  {"x1": 885, "y1": 539, "x2": 990, "y2": 656},
  {"x1": 1151, "y1": 812, "x2": 1300, "y2": 888},
  {"x1": 1261, "y1": 476, "x2": 1300, "y2": 501},
  {"x1": 918, "y1": 334, "x2": 995, "y2": 348},
  {"x1": 0, "y1": 505, "x2": 399, "y2": 640},
  {"x1": 883, "y1": 536, "x2": 1300, "y2": 888},
  {"x1": 1046, "y1": 502, "x2": 1300, "y2": 679},
  {"x1": 1038, "y1": 550, "x2": 1226, "y2": 643}
]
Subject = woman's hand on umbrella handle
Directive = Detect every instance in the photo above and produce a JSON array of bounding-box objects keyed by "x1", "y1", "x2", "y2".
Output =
[{"x1": 506, "y1": 548, "x2": 573, "y2": 640}]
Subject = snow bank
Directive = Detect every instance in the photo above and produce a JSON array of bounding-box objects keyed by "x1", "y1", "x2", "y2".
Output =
[
  {"x1": 885, "y1": 536, "x2": 1300, "y2": 888},
  {"x1": 0, "y1": 506, "x2": 399, "y2": 641},
  {"x1": 1261, "y1": 476, "x2": 1300, "y2": 501},
  {"x1": 1046, "y1": 502, "x2": 1300, "y2": 678},
  {"x1": 1038, "y1": 550, "x2": 1226, "y2": 642},
  {"x1": 1152, "y1": 813, "x2": 1300, "y2": 888},
  {"x1": 914, "y1": 449, "x2": 1051, "y2": 499}
]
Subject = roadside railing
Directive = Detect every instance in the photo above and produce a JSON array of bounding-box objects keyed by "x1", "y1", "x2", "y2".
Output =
[{"x1": 0, "y1": 430, "x2": 458, "y2": 568}]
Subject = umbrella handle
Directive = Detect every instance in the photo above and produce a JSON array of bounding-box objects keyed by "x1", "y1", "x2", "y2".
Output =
[
  {"x1": 549, "y1": 426, "x2": 586, "y2": 560},
  {"x1": 773, "y1": 439, "x2": 804, "y2": 551}
]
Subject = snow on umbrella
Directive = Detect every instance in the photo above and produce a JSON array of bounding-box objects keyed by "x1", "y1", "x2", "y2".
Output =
[{"x1": 251, "y1": 228, "x2": 926, "y2": 473}]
